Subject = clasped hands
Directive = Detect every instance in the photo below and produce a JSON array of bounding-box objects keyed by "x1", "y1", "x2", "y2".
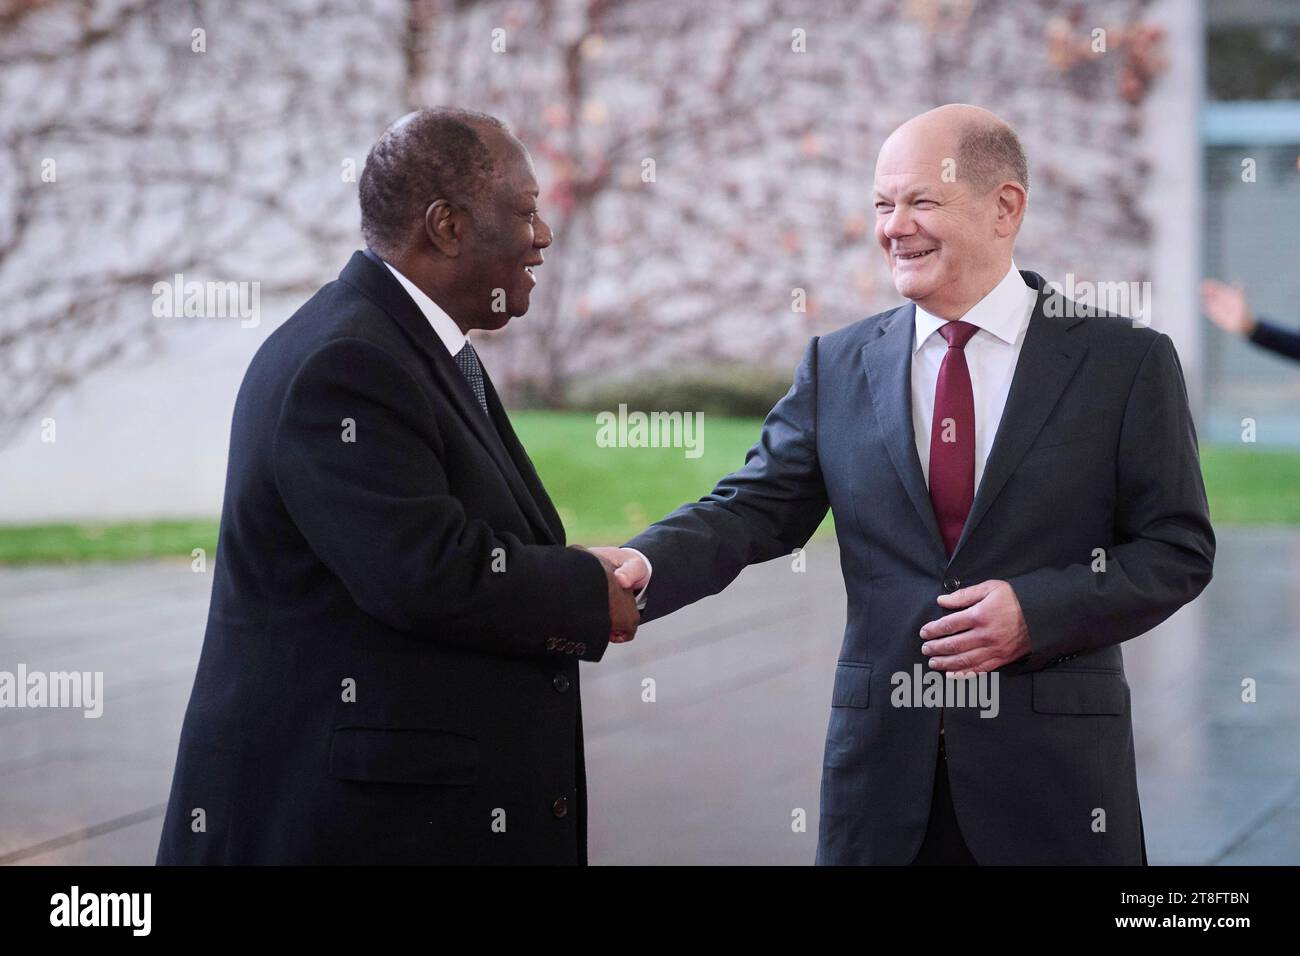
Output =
[{"x1": 587, "y1": 547, "x2": 651, "y2": 645}]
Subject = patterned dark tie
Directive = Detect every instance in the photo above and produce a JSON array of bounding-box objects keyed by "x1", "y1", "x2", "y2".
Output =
[
  {"x1": 453, "y1": 341, "x2": 490, "y2": 416},
  {"x1": 928, "y1": 321, "x2": 979, "y2": 556}
]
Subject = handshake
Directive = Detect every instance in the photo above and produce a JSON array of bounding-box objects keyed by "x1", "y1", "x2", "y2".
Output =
[{"x1": 586, "y1": 547, "x2": 651, "y2": 645}]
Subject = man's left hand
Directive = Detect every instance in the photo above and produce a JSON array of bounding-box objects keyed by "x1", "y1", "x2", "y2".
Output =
[{"x1": 919, "y1": 579, "x2": 1030, "y2": 675}]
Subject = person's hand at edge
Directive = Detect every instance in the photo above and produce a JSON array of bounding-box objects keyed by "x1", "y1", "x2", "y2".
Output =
[{"x1": 1201, "y1": 279, "x2": 1257, "y2": 338}]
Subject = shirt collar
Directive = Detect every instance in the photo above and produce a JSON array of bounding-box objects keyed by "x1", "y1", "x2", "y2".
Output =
[
  {"x1": 912, "y1": 261, "x2": 1034, "y2": 353},
  {"x1": 379, "y1": 259, "x2": 469, "y2": 356}
]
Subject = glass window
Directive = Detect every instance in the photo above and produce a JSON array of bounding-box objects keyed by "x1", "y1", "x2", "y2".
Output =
[{"x1": 1201, "y1": 1, "x2": 1300, "y2": 444}]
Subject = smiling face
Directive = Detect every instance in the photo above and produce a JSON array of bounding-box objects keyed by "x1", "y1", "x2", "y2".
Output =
[
  {"x1": 873, "y1": 120, "x2": 1013, "y2": 320},
  {"x1": 457, "y1": 129, "x2": 552, "y2": 329}
]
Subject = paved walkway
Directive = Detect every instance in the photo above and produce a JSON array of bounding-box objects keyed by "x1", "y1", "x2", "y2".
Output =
[{"x1": 1, "y1": 530, "x2": 1297, "y2": 865}]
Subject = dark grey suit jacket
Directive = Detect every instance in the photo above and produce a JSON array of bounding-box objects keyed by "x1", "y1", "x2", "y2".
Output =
[{"x1": 626, "y1": 270, "x2": 1214, "y2": 865}]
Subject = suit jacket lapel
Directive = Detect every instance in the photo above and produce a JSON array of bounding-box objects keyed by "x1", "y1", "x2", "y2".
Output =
[
  {"x1": 482, "y1": 372, "x2": 567, "y2": 544},
  {"x1": 862, "y1": 271, "x2": 1088, "y2": 564},
  {"x1": 338, "y1": 251, "x2": 560, "y2": 545},
  {"x1": 949, "y1": 271, "x2": 1087, "y2": 559},
  {"x1": 862, "y1": 303, "x2": 947, "y2": 559}
]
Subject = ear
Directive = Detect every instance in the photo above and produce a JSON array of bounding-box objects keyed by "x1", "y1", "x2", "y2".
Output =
[
  {"x1": 424, "y1": 199, "x2": 462, "y2": 257},
  {"x1": 993, "y1": 182, "x2": 1027, "y2": 238}
]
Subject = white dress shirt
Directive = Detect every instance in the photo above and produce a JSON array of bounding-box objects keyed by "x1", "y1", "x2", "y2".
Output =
[
  {"x1": 911, "y1": 262, "x2": 1037, "y2": 493},
  {"x1": 379, "y1": 255, "x2": 654, "y2": 610},
  {"x1": 381, "y1": 260, "x2": 468, "y2": 356},
  {"x1": 632, "y1": 262, "x2": 1037, "y2": 603}
]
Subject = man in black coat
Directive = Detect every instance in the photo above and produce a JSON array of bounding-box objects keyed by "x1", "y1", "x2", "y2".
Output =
[{"x1": 157, "y1": 108, "x2": 639, "y2": 865}]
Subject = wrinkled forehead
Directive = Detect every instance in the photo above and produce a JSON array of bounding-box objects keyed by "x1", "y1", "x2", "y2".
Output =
[{"x1": 873, "y1": 128, "x2": 958, "y2": 195}]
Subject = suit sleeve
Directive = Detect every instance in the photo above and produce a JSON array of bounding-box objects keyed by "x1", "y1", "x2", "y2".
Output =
[
  {"x1": 623, "y1": 337, "x2": 830, "y2": 623},
  {"x1": 1248, "y1": 317, "x2": 1300, "y2": 362},
  {"x1": 272, "y1": 337, "x2": 610, "y2": 661},
  {"x1": 1006, "y1": 332, "x2": 1215, "y2": 670}
]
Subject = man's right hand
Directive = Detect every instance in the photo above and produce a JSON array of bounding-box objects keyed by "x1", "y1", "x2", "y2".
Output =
[
  {"x1": 592, "y1": 550, "x2": 641, "y2": 644},
  {"x1": 589, "y1": 547, "x2": 651, "y2": 592}
]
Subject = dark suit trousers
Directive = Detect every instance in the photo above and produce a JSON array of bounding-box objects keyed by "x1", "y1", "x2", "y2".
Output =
[
  {"x1": 907, "y1": 735, "x2": 1152, "y2": 865},
  {"x1": 910, "y1": 734, "x2": 977, "y2": 865}
]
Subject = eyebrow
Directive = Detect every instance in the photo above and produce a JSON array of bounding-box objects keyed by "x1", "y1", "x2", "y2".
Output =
[{"x1": 874, "y1": 188, "x2": 934, "y2": 202}]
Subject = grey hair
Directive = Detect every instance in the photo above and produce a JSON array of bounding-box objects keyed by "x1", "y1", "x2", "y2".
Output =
[
  {"x1": 358, "y1": 107, "x2": 510, "y2": 257},
  {"x1": 956, "y1": 120, "x2": 1029, "y2": 195}
]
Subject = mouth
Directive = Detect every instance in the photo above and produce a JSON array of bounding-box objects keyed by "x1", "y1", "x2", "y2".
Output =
[
  {"x1": 522, "y1": 257, "x2": 543, "y2": 284},
  {"x1": 894, "y1": 248, "x2": 936, "y2": 262}
]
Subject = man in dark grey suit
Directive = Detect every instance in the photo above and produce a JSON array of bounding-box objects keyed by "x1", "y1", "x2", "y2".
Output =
[{"x1": 595, "y1": 104, "x2": 1214, "y2": 865}]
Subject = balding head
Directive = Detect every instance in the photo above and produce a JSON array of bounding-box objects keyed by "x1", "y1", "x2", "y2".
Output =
[
  {"x1": 881, "y1": 104, "x2": 1029, "y2": 196},
  {"x1": 873, "y1": 104, "x2": 1030, "y2": 319}
]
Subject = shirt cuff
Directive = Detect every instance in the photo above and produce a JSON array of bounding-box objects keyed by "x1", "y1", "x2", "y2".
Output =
[{"x1": 623, "y1": 548, "x2": 652, "y2": 611}]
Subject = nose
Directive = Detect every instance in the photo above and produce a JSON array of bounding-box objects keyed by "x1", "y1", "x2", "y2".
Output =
[
  {"x1": 882, "y1": 205, "x2": 915, "y2": 242},
  {"x1": 534, "y1": 214, "x2": 553, "y2": 249}
]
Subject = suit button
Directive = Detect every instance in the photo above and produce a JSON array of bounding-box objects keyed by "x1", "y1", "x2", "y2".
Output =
[
  {"x1": 553, "y1": 673, "x2": 570, "y2": 693},
  {"x1": 943, "y1": 576, "x2": 960, "y2": 593},
  {"x1": 552, "y1": 797, "x2": 568, "y2": 818}
]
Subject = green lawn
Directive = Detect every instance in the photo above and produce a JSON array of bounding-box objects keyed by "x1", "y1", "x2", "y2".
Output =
[
  {"x1": 0, "y1": 411, "x2": 1295, "y2": 564},
  {"x1": 514, "y1": 410, "x2": 792, "y2": 544},
  {"x1": 0, "y1": 519, "x2": 221, "y2": 567},
  {"x1": 1200, "y1": 443, "x2": 1300, "y2": 524}
]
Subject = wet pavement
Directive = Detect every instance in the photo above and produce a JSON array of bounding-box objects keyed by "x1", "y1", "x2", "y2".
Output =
[{"x1": 1, "y1": 529, "x2": 1296, "y2": 865}]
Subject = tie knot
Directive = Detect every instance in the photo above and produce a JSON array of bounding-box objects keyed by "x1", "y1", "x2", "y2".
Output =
[
  {"x1": 453, "y1": 341, "x2": 490, "y2": 415},
  {"x1": 455, "y1": 341, "x2": 480, "y2": 369},
  {"x1": 938, "y1": 320, "x2": 979, "y2": 350}
]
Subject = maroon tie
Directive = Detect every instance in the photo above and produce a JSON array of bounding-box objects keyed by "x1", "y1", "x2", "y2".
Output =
[{"x1": 928, "y1": 321, "x2": 979, "y2": 556}]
